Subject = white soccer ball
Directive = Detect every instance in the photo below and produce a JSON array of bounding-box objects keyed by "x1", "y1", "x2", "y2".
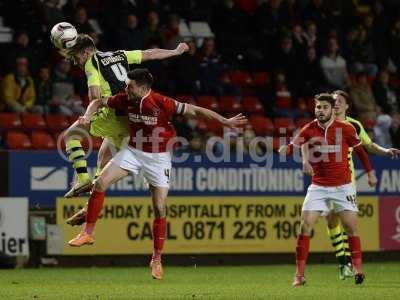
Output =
[{"x1": 50, "y1": 22, "x2": 78, "y2": 50}]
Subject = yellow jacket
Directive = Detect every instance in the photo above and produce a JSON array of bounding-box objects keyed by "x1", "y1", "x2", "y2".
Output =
[{"x1": 1, "y1": 73, "x2": 36, "y2": 111}]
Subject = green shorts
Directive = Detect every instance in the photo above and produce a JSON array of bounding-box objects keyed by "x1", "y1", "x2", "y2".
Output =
[{"x1": 89, "y1": 107, "x2": 129, "y2": 149}]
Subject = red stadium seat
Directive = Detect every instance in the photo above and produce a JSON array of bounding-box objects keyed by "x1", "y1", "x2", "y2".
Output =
[
  {"x1": 230, "y1": 71, "x2": 253, "y2": 87},
  {"x1": 198, "y1": 118, "x2": 224, "y2": 136},
  {"x1": 249, "y1": 115, "x2": 274, "y2": 136},
  {"x1": 241, "y1": 96, "x2": 264, "y2": 114},
  {"x1": 45, "y1": 114, "x2": 70, "y2": 132},
  {"x1": 252, "y1": 72, "x2": 270, "y2": 86},
  {"x1": 273, "y1": 136, "x2": 290, "y2": 152},
  {"x1": 274, "y1": 118, "x2": 295, "y2": 136},
  {"x1": 69, "y1": 114, "x2": 80, "y2": 125},
  {"x1": 295, "y1": 118, "x2": 313, "y2": 130},
  {"x1": 21, "y1": 114, "x2": 47, "y2": 130},
  {"x1": 197, "y1": 96, "x2": 219, "y2": 111},
  {"x1": 175, "y1": 95, "x2": 196, "y2": 105},
  {"x1": 6, "y1": 131, "x2": 32, "y2": 149},
  {"x1": 219, "y1": 96, "x2": 242, "y2": 113},
  {"x1": 31, "y1": 131, "x2": 56, "y2": 150},
  {"x1": 275, "y1": 96, "x2": 292, "y2": 109},
  {"x1": 0, "y1": 113, "x2": 22, "y2": 129}
]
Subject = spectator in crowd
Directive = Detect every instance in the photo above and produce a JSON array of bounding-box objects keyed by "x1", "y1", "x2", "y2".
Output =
[
  {"x1": 41, "y1": 0, "x2": 64, "y2": 27},
  {"x1": 291, "y1": 24, "x2": 307, "y2": 56},
  {"x1": 373, "y1": 69, "x2": 399, "y2": 117},
  {"x1": 273, "y1": 35, "x2": 300, "y2": 88},
  {"x1": 320, "y1": 37, "x2": 349, "y2": 89},
  {"x1": 374, "y1": 111, "x2": 393, "y2": 148},
  {"x1": 172, "y1": 39, "x2": 201, "y2": 95},
  {"x1": 141, "y1": 41, "x2": 169, "y2": 92},
  {"x1": 34, "y1": 65, "x2": 53, "y2": 114},
  {"x1": 389, "y1": 17, "x2": 400, "y2": 72},
  {"x1": 51, "y1": 60, "x2": 85, "y2": 116},
  {"x1": 303, "y1": 20, "x2": 319, "y2": 49},
  {"x1": 116, "y1": 14, "x2": 144, "y2": 50},
  {"x1": 0, "y1": 57, "x2": 37, "y2": 113},
  {"x1": 3, "y1": 31, "x2": 38, "y2": 74},
  {"x1": 198, "y1": 38, "x2": 238, "y2": 96},
  {"x1": 73, "y1": 6, "x2": 95, "y2": 34},
  {"x1": 143, "y1": 11, "x2": 164, "y2": 47},
  {"x1": 267, "y1": 70, "x2": 306, "y2": 119},
  {"x1": 350, "y1": 70, "x2": 378, "y2": 120},
  {"x1": 299, "y1": 46, "x2": 323, "y2": 97},
  {"x1": 351, "y1": 26, "x2": 378, "y2": 77},
  {"x1": 162, "y1": 14, "x2": 184, "y2": 50}
]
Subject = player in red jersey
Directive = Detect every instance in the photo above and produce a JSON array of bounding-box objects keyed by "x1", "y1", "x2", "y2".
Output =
[
  {"x1": 67, "y1": 68, "x2": 247, "y2": 279},
  {"x1": 279, "y1": 93, "x2": 372, "y2": 286}
]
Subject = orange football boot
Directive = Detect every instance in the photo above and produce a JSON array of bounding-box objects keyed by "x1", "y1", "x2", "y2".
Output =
[
  {"x1": 68, "y1": 232, "x2": 95, "y2": 247},
  {"x1": 292, "y1": 275, "x2": 306, "y2": 287},
  {"x1": 150, "y1": 259, "x2": 164, "y2": 280}
]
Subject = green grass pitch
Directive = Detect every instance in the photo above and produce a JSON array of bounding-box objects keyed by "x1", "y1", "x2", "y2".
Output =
[{"x1": 0, "y1": 262, "x2": 399, "y2": 299}]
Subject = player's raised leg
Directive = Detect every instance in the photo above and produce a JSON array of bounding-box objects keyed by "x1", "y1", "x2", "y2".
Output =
[
  {"x1": 68, "y1": 161, "x2": 128, "y2": 246},
  {"x1": 326, "y1": 212, "x2": 353, "y2": 279},
  {"x1": 63, "y1": 121, "x2": 93, "y2": 198},
  {"x1": 149, "y1": 185, "x2": 168, "y2": 280},
  {"x1": 338, "y1": 210, "x2": 365, "y2": 284},
  {"x1": 293, "y1": 210, "x2": 321, "y2": 287}
]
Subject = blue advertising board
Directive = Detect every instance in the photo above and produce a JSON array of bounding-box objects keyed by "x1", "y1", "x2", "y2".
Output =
[{"x1": 7, "y1": 151, "x2": 400, "y2": 208}]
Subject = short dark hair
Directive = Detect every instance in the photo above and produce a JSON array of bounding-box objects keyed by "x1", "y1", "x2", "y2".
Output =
[
  {"x1": 66, "y1": 34, "x2": 95, "y2": 56},
  {"x1": 332, "y1": 89, "x2": 352, "y2": 112},
  {"x1": 314, "y1": 93, "x2": 335, "y2": 106},
  {"x1": 127, "y1": 68, "x2": 153, "y2": 88}
]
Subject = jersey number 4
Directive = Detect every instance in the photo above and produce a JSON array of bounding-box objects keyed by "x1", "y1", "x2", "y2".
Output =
[{"x1": 111, "y1": 63, "x2": 128, "y2": 82}]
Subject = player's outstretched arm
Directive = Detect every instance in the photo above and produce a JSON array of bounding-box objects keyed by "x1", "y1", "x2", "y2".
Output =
[
  {"x1": 141, "y1": 43, "x2": 189, "y2": 62},
  {"x1": 365, "y1": 143, "x2": 400, "y2": 159},
  {"x1": 183, "y1": 104, "x2": 247, "y2": 128}
]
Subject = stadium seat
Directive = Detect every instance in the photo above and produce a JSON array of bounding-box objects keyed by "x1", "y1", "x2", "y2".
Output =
[
  {"x1": 198, "y1": 118, "x2": 223, "y2": 136},
  {"x1": 69, "y1": 114, "x2": 80, "y2": 125},
  {"x1": 249, "y1": 115, "x2": 274, "y2": 136},
  {"x1": 252, "y1": 72, "x2": 270, "y2": 86},
  {"x1": 197, "y1": 96, "x2": 219, "y2": 111},
  {"x1": 241, "y1": 96, "x2": 264, "y2": 114},
  {"x1": 295, "y1": 118, "x2": 313, "y2": 130},
  {"x1": 0, "y1": 112, "x2": 22, "y2": 130},
  {"x1": 273, "y1": 136, "x2": 290, "y2": 152},
  {"x1": 219, "y1": 96, "x2": 242, "y2": 113},
  {"x1": 175, "y1": 95, "x2": 196, "y2": 105},
  {"x1": 189, "y1": 21, "x2": 214, "y2": 38},
  {"x1": 31, "y1": 131, "x2": 56, "y2": 150},
  {"x1": 6, "y1": 131, "x2": 32, "y2": 149},
  {"x1": 275, "y1": 97, "x2": 292, "y2": 109},
  {"x1": 45, "y1": 114, "x2": 70, "y2": 132},
  {"x1": 81, "y1": 136, "x2": 103, "y2": 151},
  {"x1": 274, "y1": 118, "x2": 295, "y2": 136},
  {"x1": 230, "y1": 71, "x2": 253, "y2": 87},
  {"x1": 21, "y1": 114, "x2": 47, "y2": 130}
]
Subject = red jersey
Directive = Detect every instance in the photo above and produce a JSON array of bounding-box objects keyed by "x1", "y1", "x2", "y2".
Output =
[
  {"x1": 107, "y1": 90, "x2": 186, "y2": 152},
  {"x1": 291, "y1": 119, "x2": 362, "y2": 186}
]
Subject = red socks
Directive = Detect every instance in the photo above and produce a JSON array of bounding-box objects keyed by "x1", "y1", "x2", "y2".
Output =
[
  {"x1": 152, "y1": 217, "x2": 166, "y2": 260},
  {"x1": 348, "y1": 235, "x2": 363, "y2": 273},
  {"x1": 84, "y1": 190, "x2": 105, "y2": 235},
  {"x1": 295, "y1": 235, "x2": 310, "y2": 276}
]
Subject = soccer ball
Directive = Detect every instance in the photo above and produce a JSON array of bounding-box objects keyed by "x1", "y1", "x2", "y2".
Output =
[{"x1": 50, "y1": 22, "x2": 78, "y2": 50}]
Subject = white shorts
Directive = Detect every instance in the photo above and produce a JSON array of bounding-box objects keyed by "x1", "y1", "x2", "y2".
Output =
[
  {"x1": 111, "y1": 146, "x2": 172, "y2": 187},
  {"x1": 302, "y1": 183, "x2": 358, "y2": 214}
]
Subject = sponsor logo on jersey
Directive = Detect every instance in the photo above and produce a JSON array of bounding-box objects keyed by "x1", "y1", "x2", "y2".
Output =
[{"x1": 128, "y1": 113, "x2": 158, "y2": 125}]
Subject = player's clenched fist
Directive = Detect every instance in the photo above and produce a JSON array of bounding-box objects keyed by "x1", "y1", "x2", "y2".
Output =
[{"x1": 175, "y1": 43, "x2": 189, "y2": 55}]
